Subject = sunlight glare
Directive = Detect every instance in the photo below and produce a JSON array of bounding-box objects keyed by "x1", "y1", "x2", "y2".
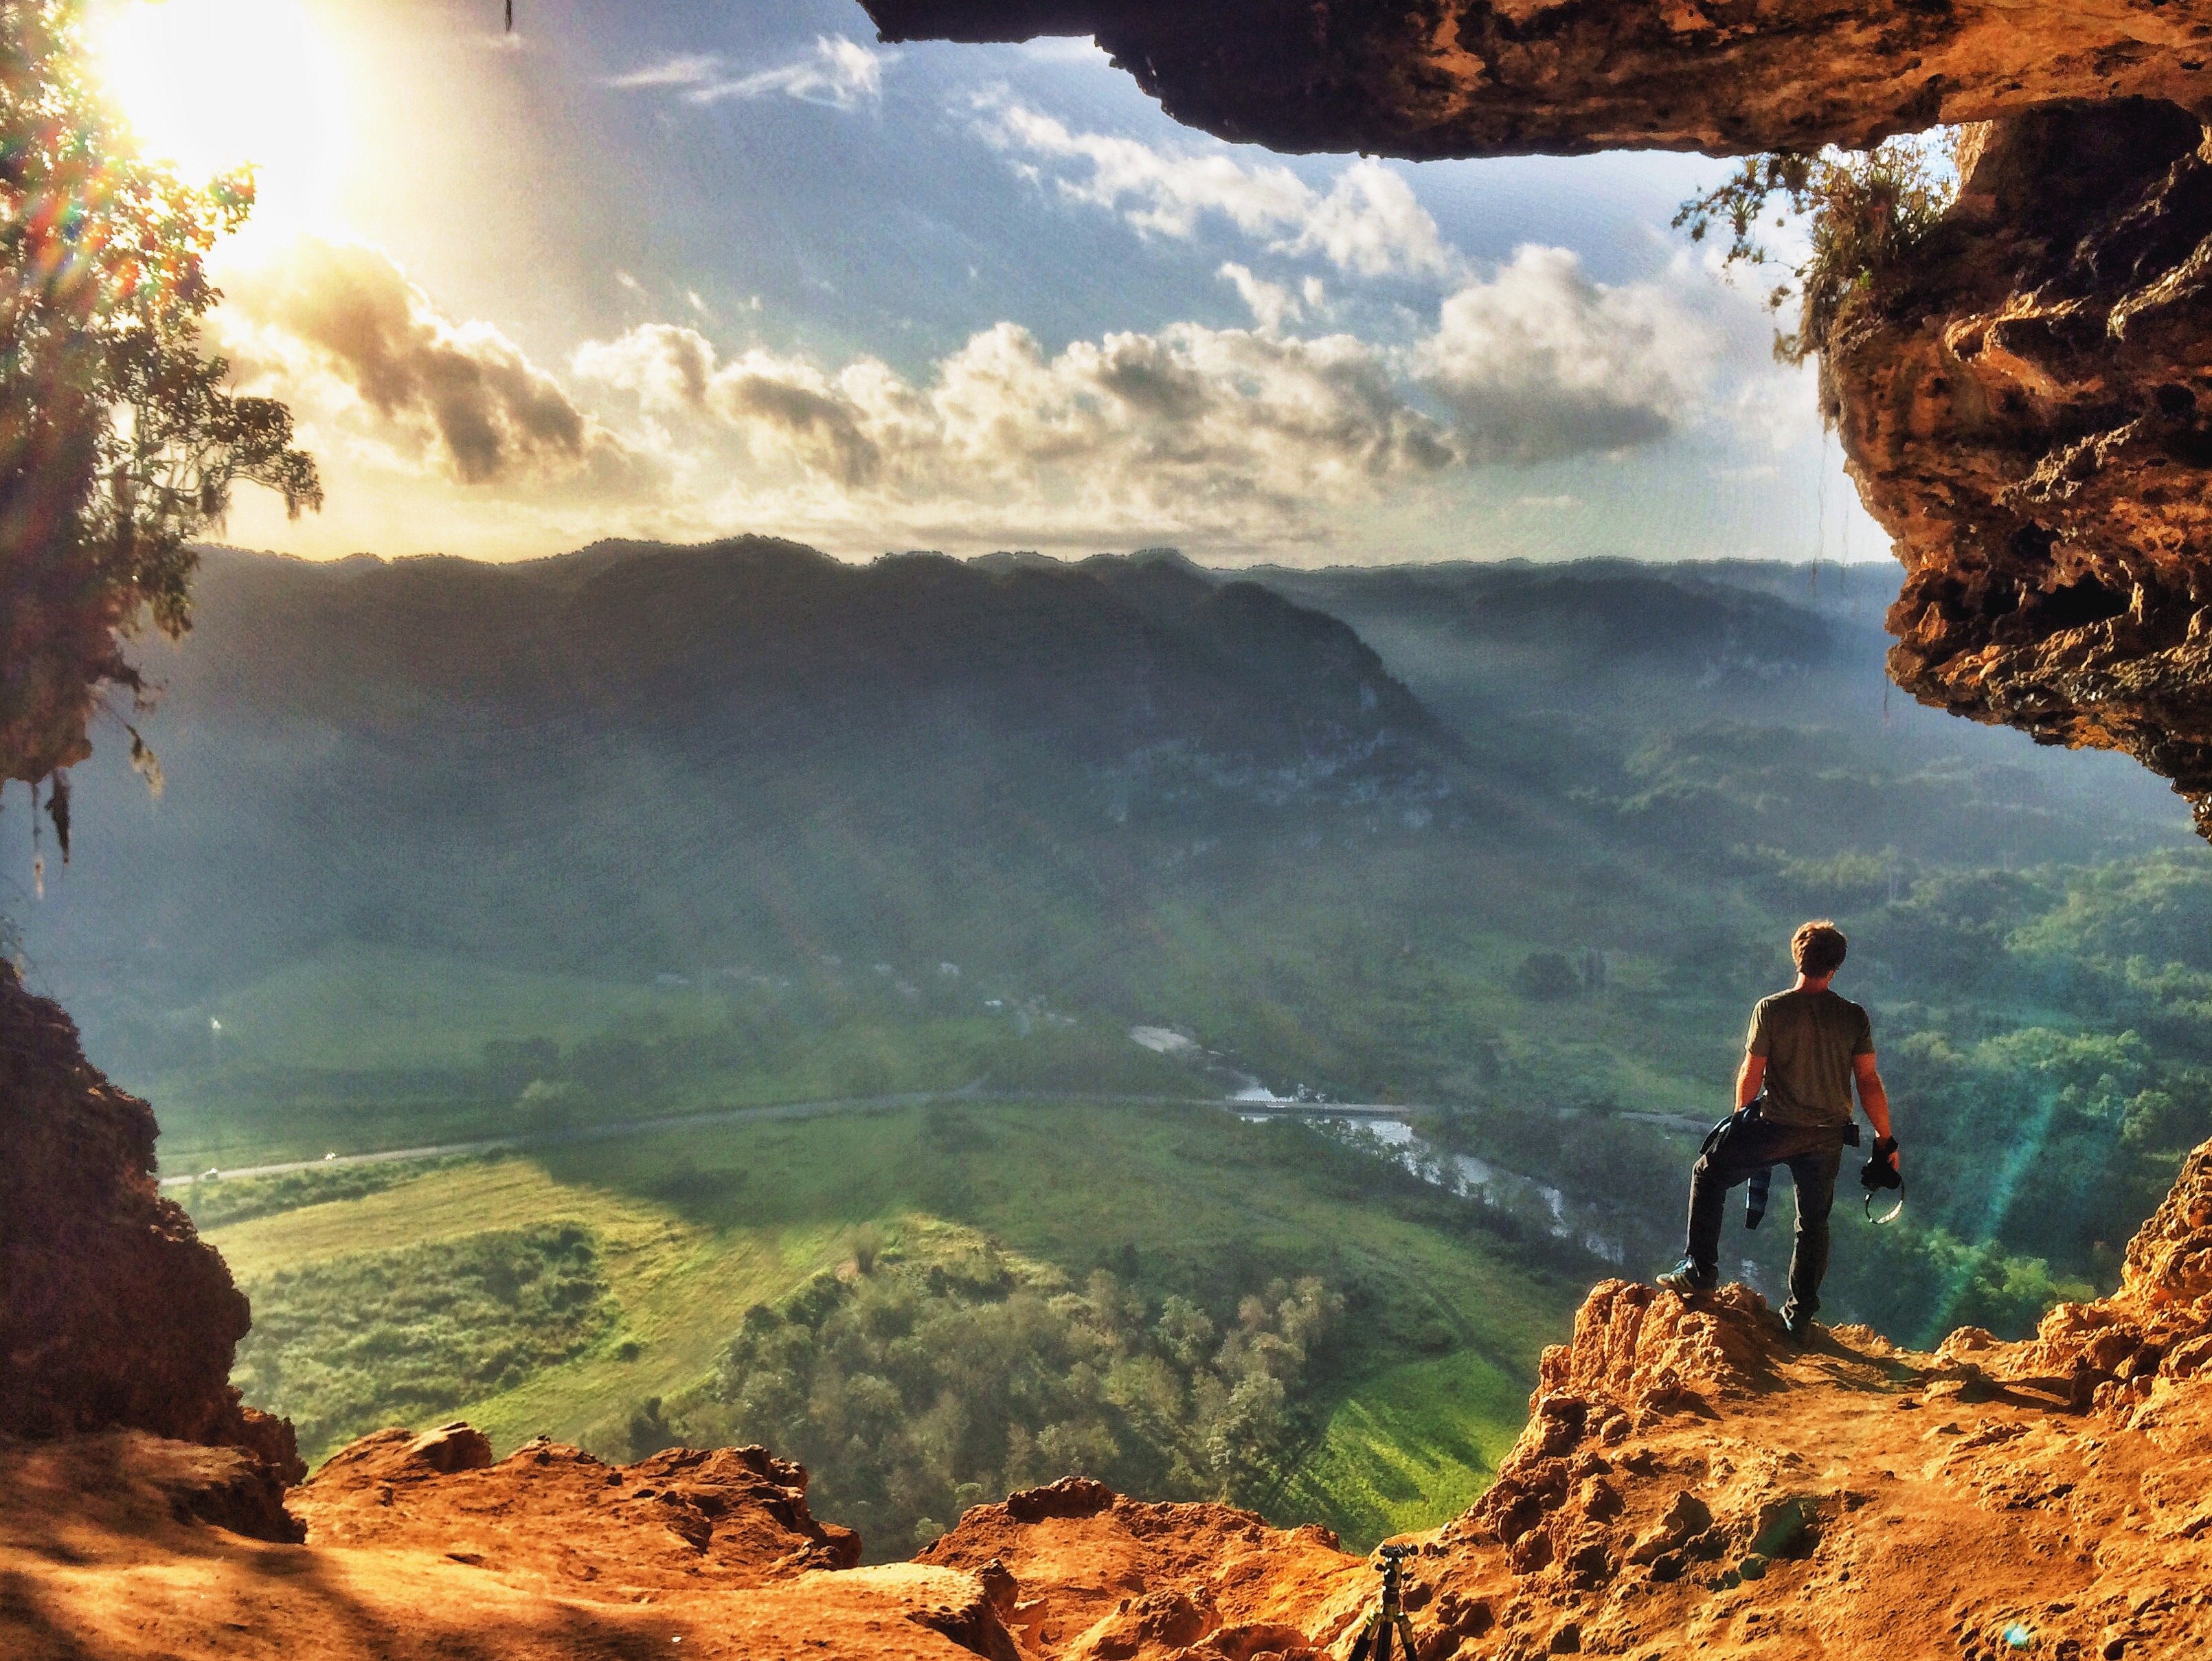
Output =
[{"x1": 93, "y1": 0, "x2": 350, "y2": 242}]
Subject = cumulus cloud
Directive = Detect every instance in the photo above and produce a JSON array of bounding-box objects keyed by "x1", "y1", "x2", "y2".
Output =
[
  {"x1": 561, "y1": 243, "x2": 1724, "y2": 543},
  {"x1": 574, "y1": 316, "x2": 1458, "y2": 537},
  {"x1": 980, "y1": 102, "x2": 1455, "y2": 280},
  {"x1": 613, "y1": 36, "x2": 890, "y2": 109},
  {"x1": 1413, "y1": 246, "x2": 1709, "y2": 462},
  {"x1": 1284, "y1": 163, "x2": 1455, "y2": 280},
  {"x1": 217, "y1": 238, "x2": 641, "y2": 489},
  {"x1": 1218, "y1": 262, "x2": 1302, "y2": 332},
  {"x1": 207, "y1": 233, "x2": 1730, "y2": 556}
]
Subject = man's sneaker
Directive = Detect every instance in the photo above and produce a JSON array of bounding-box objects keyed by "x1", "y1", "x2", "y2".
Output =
[{"x1": 1656, "y1": 1260, "x2": 1715, "y2": 1297}]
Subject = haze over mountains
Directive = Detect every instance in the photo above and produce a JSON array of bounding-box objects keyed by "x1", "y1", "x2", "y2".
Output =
[{"x1": 14, "y1": 539, "x2": 2187, "y2": 1101}]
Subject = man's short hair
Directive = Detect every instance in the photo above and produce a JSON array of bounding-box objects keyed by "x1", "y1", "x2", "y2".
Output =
[{"x1": 1793, "y1": 920, "x2": 1848, "y2": 979}]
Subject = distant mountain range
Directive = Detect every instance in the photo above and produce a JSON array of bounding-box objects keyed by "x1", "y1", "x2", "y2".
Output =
[
  {"x1": 12, "y1": 539, "x2": 2189, "y2": 1089},
  {"x1": 17, "y1": 540, "x2": 1457, "y2": 1009}
]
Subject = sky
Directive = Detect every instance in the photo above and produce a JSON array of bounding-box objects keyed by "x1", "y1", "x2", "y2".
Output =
[{"x1": 90, "y1": 0, "x2": 1892, "y2": 568}]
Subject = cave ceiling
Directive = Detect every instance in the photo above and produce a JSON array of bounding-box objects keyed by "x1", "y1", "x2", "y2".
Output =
[{"x1": 861, "y1": 1, "x2": 2212, "y2": 161}]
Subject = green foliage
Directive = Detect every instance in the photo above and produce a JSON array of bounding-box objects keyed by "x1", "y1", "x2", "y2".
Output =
[
  {"x1": 201, "y1": 1101, "x2": 1574, "y2": 1552},
  {"x1": 1675, "y1": 133, "x2": 1959, "y2": 363},
  {"x1": 1, "y1": 0, "x2": 318, "y2": 789},
  {"x1": 676, "y1": 1239, "x2": 1341, "y2": 1559},
  {"x1": 233, "y1": 1223, "x2": 616, "y2": 1462},
  {"x1": 1822, "y1": 1217, "x2": 2091, "y2": 1348},
  {"x1": 1512, "y1": 951, "x2": 1579, "y2": 1002},
  {"x1": 2007, "y1": 852, "x2": 2212, "y2": 973},
  {"x1": 1276, "y1": 1349, "x2": 1527, "y2": 1548}
]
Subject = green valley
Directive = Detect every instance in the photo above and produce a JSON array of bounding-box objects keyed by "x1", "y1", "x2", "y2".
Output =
[
  {"x1": 193, "y1": 1100, "x2": 1583, "y2": 1554},
  {"x1": 18, "y1": 540, "x2": 2209, "y2": 1558}
]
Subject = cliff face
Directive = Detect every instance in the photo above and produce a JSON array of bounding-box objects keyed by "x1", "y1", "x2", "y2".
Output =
[
  {"x1": 0, "y1": 962, "x2": 296, "y2": 1494},
  {"x1": 859, "y1": 1, "x2": 2212, "y2": 160},
  {"x1": 6, "y1": 1134, "x2": 2211, "y2": 1660},
  {"x1": 1828, "y1": 103, "x2": 2212, "y2": 837}
]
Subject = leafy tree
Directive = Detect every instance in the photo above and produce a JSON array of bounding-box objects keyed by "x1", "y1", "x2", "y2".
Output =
[
  {"x1": 2, "y1": 0, "x2": 318, "y2": 822},
  {"x1": 1513, "y1": 950, "x2": 1579, "y2": 1002}
]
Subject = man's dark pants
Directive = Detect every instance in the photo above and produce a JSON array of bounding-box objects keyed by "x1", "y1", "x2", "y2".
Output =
[{"x1": 1684, "y1": 1117, "x2": 1843, "y2": 1318}]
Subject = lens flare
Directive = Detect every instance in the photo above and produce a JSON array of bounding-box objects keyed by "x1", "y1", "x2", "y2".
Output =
[{"x1": 92, "y1": 0, "x2": 350, "y2": 242}]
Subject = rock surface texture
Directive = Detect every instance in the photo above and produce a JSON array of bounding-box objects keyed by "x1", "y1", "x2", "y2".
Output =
[
  {"x1": 1829, "y1": 102, "x2": 2212, "y2": 835},
  {"x1": 6, "y1": 1135, "x2": 2212, "y2": 1658},
  {"x1": 859, "y1": 0, "x2": 2212, "y2": 159},
  {"x1": 0, "y1": 962, "x2": 300, "y2": 1504}
]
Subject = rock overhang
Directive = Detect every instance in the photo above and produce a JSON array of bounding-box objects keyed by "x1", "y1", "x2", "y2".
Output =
[{"x1": 860, "y1": 0, "x2": 2212, "y2": 161}]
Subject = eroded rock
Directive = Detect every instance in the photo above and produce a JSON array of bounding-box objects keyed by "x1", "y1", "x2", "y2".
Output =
[
  {"x1": 918, "y1": 1481, "x2": 1369, "y2": 1658},
  {"x1": 1827, "y1": 102, "x2": 2212, "y2": 833},
  {"x1": 861, "y1": 1, "x2": 2212, "y2": 161},
  {"x1": 0, "y1": 962, "x2": 297, "y2": 1481},
  {"x1": 298, "y1": 1430, "x2": 862, "y2": 1589}
]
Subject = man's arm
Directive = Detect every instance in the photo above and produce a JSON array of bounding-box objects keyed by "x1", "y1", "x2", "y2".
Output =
[
  {"x1": 1736, "y1": 1051, "x2": 1766, "y2": 1110},
  {"x1": 1854, "y1": 1051, "x2": 1897, "y2": 1167}
]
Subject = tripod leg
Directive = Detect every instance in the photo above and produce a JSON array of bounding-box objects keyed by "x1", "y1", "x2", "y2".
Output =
[
  {"x1": 1395, "y1": 1615, "x2": 1421, "y2": 1660},
  {"x1": 1348, "y1": 1614, "x2": 1379, "y2": 1661}
]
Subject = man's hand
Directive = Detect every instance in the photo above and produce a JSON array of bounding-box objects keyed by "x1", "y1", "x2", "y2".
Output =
[{"x1": 1854, "y1": 1051, "x2": 1896, "y2": 1169}]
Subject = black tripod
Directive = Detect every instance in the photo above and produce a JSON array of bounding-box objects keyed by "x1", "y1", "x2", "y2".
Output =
[{"x1": 1346, "y1": 1544, "x2": 1421, "y2": 1661}]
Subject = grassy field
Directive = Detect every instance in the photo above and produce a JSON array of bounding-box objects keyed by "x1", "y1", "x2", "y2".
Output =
[
  {"x1": 1277, "y1": 1350, "x2": 1530, "y2": 1546},
  {"x1": 137, "y1": 916, "x2": 1747, "y2": 1177},
  {"x1": 200, "y1": 1100, "x2": 1578, "y2": 1550}
]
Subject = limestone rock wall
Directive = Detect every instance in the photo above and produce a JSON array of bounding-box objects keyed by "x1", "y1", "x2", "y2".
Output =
[{"x1": 1827, "y1": 102, "x2": 2212, "y2": 834}]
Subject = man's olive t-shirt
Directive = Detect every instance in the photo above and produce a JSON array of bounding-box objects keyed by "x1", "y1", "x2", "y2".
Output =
[{"x1": 1746, "y1": 988, "x2": 1874, "y2": 1128}]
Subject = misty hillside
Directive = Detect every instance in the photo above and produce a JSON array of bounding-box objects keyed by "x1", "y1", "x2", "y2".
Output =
[
  {"x1": 1246, "y1": 556, "x2": 2187, "y2": 870},
  {"x1": 170, "y1": 539, "x2": 1443, "y2": 768},
  {"x1": 18, "y1": 536, "x2": 2210, "y2": 1348},
  {"x1": 23, "y1": 540, "x2": 1455, "y2": 1004},
  {"x1": 12, "y1": 541, "x2": 2198, "y2": 1169}
]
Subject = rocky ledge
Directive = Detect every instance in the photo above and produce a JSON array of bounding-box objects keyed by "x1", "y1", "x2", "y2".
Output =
[
  {"x1": 6, "y1": 1133, "x2": 2211, "y2": 1658},
  {"x1": 0, "y1": 963, "x2": 301, "y2": 1509}
]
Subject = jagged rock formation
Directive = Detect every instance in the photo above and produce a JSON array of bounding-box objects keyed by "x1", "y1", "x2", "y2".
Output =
[
  {"x1": 8, "y1": 1134, "x2": 2212, "y2": 1658},
  {"x1": 860, "y1": 1, "x2": 2212, "y2": 159},
  {"x1": 0, "y1": 1423, "x2": 1021, "y2": 1660},
  {"x1": 1828, "y1": 102, "x2": 2212, "y2": 836},
  {"x1": 0, "y1": 962, "x2": 300, "y2": 1506}
]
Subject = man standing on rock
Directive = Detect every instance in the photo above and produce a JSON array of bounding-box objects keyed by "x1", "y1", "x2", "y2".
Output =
[{"x1": 1658, "y1": 920, "x2": 1897, "y2": 1341}]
